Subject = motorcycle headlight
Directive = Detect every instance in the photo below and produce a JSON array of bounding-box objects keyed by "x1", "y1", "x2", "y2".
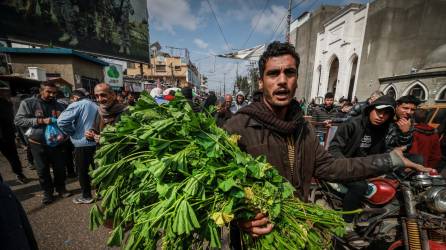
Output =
[{"x1": 425, "y1": 187, "x2": 446, "y2": 213}]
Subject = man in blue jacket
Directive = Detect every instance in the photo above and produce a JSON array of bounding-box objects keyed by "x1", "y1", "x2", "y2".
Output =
[{"x1": 58, "y1": 89, "x2": 99, "y2": 204}]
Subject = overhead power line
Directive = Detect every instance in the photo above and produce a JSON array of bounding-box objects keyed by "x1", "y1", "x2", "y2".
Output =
[
  {"x1": 269, "y1": 0, "x2": 318, "y2": 43},
  {"x1": 242, "y1": 0, "x2": 270, "y2": 49},
  {"x1": 292, "y1": 0, "x2": 307, "y2": 10},
  {"x1": 206, "y1": 0, "x2": 231, "y2": 51},
  {"x1": 269, "y1": 14, "x2": 287, "y2": 42}
]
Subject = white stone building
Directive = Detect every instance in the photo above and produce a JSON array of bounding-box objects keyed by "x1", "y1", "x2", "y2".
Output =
[{"x1": 310, "y1": 4, "x2": 368, "y2": 101}]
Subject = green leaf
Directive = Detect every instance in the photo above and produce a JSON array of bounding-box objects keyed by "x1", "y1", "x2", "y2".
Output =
[
  {"x1": 282, "y1": 182, "x2": 295, "y2": 199},
  {"x1": 89, "y1": 204, "x2": 104, "y2": 230},
  {"x1": 246, "y1": 162, "x2": 261, "y2": 179},
  {"x1": 208, "y1": 223, "x2": 221, "y2": 249},
  {"x1": 186, "y1": 201, "x2": 200, "y2": 229},
  {"x1": 107, "y1": 226, "x2": 123, "y2": 246},
  {"x1": 148, "y1": 137, "x2": 172, "y2": 152},
  {"x1": 218, "y1": 178, "x2": 236, "y2": 192},
  {"x1": 156, "y1": 183, "x2": 172, "y2": 197},
  {"x1": 148, "y1": 159, "x2": 168, "y2": 180},
  {"x1": 270, "y1": 203, "x2": 281, "y2": 218}
]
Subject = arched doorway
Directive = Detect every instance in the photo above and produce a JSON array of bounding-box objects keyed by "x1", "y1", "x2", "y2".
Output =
[
  {"x1": 386, "y1": 86, "x2": 397, "y2": 99},
  {"x1": 348, "y1": 55, "x2": 358, "y2": 101},
  {"x1": 405, "y1": 82, "x2": 427, "y2": 101},
  {"x1": 327, "y1": 57, "x2": 339, "y2": 95}
]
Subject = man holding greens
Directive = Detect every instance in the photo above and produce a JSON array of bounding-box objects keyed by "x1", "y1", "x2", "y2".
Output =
[{"x1": 223, "y1": 41, "x2": 429, "y2": 243}]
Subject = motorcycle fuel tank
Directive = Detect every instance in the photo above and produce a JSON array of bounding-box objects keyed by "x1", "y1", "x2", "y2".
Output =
[{"x1": 367, "y1": 179, "x2": 398, "y2": 205}]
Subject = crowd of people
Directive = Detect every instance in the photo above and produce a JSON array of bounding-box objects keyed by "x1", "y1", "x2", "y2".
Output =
[{"x1": 0, "y1": 41, "x2": 445, "y2": 248}]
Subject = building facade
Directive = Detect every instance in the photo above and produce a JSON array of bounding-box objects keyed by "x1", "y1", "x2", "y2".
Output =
[
  {"x1": 290, "y1": 0, "x2": 446, "y2": 104},
  {"x1": 310, "y1": 4, "x2": 368, "y2": 101},
  {"x1": 289, "y1": 6, "x2": 341, "y2": 101},
  {"x1": 0, "y1": 47, "x2": 107, "y2": 93},
  {"x1": 357, "y1": 0, "x2": 446, "y2": 104},
  {"x1": 379, "y1": 44, "x2": 446, "y2": 103},
  {"x1": 126, "y1": 42, "x2": 201, "y2": 88}
]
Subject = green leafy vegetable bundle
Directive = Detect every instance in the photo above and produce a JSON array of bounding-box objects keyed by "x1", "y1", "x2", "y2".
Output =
[{"x1": 90, "y1": 92, "x2": 345, "y2": 249}]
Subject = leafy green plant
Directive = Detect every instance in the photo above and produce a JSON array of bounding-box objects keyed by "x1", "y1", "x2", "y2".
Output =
[{"x1": 90, "y1": 92, "x2": 345, "y2": 249}]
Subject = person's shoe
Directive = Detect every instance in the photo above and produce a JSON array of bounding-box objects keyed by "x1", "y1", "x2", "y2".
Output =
[
  {"x1": 42, "y1": 193, "x2": 54, "y2": 205},
  {"x1": 72, "y1": 196, "x2": 94, "y2": 204},
  {"x1": 57, "y1": 190, "x2": 73, "y2": 198},
  {"x1": 16, "y1": 174, "x2": 29, "y2": 184}
]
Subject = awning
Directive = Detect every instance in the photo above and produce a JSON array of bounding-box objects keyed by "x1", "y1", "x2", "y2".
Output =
[{"x1": 217, "y1": 44, "x2": 265, "y2": 61}]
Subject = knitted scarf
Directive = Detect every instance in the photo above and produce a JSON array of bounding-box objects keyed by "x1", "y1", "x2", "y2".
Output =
[
  {"x1": 98, "y1": 101, "x2": 128, "y2": 127},
  {"x1": 237, "y1": 98, "x2": 304, "y2": 135}
]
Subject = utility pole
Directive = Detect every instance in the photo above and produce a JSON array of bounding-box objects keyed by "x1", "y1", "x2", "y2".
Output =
[
  {"x1": 233, "y1": 62, "x2": 238, "y2": 95},
  {"x1": 286, "y1": 0, "x2": 292, "y2": 43},
  {"x1": 223, "y1": 73, "x2": 226, "y2": 95}
]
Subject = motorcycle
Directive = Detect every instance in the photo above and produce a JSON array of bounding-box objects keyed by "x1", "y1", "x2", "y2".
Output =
[{"x1": 309, "y1": 169, "x2": 446, "y2": 249}]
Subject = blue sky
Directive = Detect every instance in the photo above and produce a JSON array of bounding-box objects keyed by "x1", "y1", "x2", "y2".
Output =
[{"x1": 148, "y1": 0, "x2": 369, "y2": 94}]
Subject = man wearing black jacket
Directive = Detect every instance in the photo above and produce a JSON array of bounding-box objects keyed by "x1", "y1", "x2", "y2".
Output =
[
  {"x1": 328, "y1": 95, "x2": 396, "y2": 240},
  {"x1": 0, "y1": 88, "x2": 28, "y2": 184},
  {"x1": 14, "y1": 82, "x2": 71, "y2": 204}
]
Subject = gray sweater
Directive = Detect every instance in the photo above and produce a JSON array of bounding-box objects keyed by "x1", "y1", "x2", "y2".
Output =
[{"x1": 14, "y1": 96, "x2": 65, "y2": 144}]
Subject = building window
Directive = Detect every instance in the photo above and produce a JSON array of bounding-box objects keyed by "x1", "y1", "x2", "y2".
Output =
[
  {"x1": 46, "y1": 73, "x2": 61, "y2": 78},
  {"x1": 156, "y1": 56, "x2": 165, "y2": 63},
  {"x1": 81, "y1": 76, "x2": 99, "y2": 94},
  {"x1": 156, "y1": 65, "x2": 166, "y2": 72},
  {"x1": 408, "y1": 84, "x2": 426, "y2": 101},
  {"x1": 175, "y1": 66, "x2": 181, "y2": 71},
  {"x1": 386, "y1": 86, "x2": 396, "y2": 99}
]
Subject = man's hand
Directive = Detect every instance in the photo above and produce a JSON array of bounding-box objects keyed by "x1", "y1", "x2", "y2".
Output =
[
  {"x1": 396, "y1": 118, "x2": 411, "y2": 133},
  {"x1": 323, "y1": 120, "x2": 332, "y2": 128},
  {"x1": 85, "y1": 130, "x2": 97, "y2": 140},
  {"x1": 238, "y1": 213, "x2": 274, "y2": 238},
  {"x1": 392, "y1": 147, "x2": 432, "y2": 172},
  {"x1": 38, "y1": 117, "x2": 52, "y2": 125}
]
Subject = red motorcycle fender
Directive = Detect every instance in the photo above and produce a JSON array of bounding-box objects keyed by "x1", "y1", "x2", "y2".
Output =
[
  {"x1": 387, "y1": 240, "x2": 446, "y2": 250},
  {"x1": 430, "y1": 241, "x2": 446, "y2": 250},
  {"x1": 387, "y1": 240, "x2": 403, "y2": 250}
]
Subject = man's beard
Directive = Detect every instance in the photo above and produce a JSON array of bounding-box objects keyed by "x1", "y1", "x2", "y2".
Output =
[
  {"x1": 325, "y1": 105, "x2": 333, "y2": 111},
  {"x1": 42, "y1": 96, "x2": 55, "y2": 102},
  {"x1": 100, "y1": 101, "x2": 114, "y2": 109}
]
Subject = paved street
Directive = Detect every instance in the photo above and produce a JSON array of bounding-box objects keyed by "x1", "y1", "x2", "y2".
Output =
[{"x1": 0, "y1": 147, "x2": 117, "y2": 250}]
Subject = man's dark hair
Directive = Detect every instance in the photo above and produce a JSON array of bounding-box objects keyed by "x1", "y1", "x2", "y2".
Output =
[
  {"x1": 342, "y1": 101, "x2": 353, "y2": 107},
  {"x1": 325, "y1": 92, "x2": 334, "y2": 99},
  {"x1": 397, "y1": 95, "x2": 421, "y2": 106},
  {"x1": 414, "y1": 109, "x2": 428, "y2": 124},
  {"x1": 30, "y1": 87, "x2": 40, "y2": 95},
  {"x1": 259, "y1": 41, "x2": 300, "y2": 79},
  {"x1": 40, "y1": 82, "x2": 57, "y2": 89},
  {"x1": 72, "y1": 90, "x2": 86, "y2": 98},
  {"x1": 181, "y1": 87, "x2": 193, "y2": 100}
]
